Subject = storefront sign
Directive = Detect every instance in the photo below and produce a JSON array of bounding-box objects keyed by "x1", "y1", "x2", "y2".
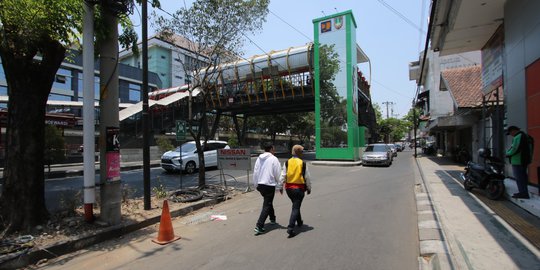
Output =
[
  {"x1": 217, "y1": 148, "x2": 251, "y2": 171},
  {"x1": 482, "y1": 26, "x2": 504, "y2": 94}
]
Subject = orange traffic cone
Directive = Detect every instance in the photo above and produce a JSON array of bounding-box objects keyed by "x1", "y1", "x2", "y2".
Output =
[{"x1": 152, "y1": 200, "x2": 181, "y2": 245}]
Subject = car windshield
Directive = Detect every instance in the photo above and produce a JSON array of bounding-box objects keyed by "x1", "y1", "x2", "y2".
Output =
[
  {"x1": 365, "y1": 145, "x2": 387, "y2": 152},
  {"x1": 175, "y1": 143, "x2": 196, "y2": 153}
]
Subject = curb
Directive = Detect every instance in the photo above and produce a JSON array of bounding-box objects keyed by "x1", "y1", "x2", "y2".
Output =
[
  {"x1": 44, "y1": 163, "x2": 162, "y2": 180},
  {"x1": 414, "y1": 157, "x2": 455, "y2": 270},
  {"x1": 310, "y1": 160, "x2": 362, "y2": 167},
  {"x1": 0, "y1": 197, "x2": 226, "y2": 270}
]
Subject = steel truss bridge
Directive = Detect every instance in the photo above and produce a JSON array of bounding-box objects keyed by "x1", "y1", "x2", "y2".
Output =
[{"x1": 120, "y1": 43, "x2": 317, "y2": 145}]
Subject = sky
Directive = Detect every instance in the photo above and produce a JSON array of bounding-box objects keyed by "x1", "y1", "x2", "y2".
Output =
[{"x1": 130, "y1": 0, "x2": 430, "y2": 118}]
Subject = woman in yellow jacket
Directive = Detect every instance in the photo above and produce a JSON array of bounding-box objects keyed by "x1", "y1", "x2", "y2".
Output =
[{"x1": 280, "y1": 145, "x2": 312, "y2": 238}]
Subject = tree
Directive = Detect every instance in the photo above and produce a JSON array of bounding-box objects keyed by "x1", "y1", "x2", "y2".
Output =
[
  {"x1": 250, "y1": 115, "x2": 289, "y2": 144},
  {"x1": 0, "y1": 0, "x2": 83, "y2": 233},
  {"x1": 372, "y1": 103, "x2": 384, "y2": 124},
  {"x1": 288, "y1": 112, "x2": 315, "y2": 146},
  {"x1": 155, "y1": 0, "x2": 269, "y2": 188},
  {"x1": 378, "y1": 117, "x2": 409, "y2": 143},
  {"x1": 403, "y1": 107, "x2": 421, "y2": 130}
]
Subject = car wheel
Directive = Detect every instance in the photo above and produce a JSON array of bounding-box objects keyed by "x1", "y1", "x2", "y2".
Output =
[{"x1": 185, "y1": 161, "x2": 196, "y2": 174}]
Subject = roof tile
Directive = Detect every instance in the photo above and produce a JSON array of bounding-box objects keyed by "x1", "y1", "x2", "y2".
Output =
[{"x1": 441, "y1": 66, "x2": 482, "y2": 108}]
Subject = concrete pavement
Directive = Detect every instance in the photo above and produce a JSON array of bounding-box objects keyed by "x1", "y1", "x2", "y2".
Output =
[
  {"x1": 415, "y1": 154, "x2": 540, "y2": 269},
  {"x1": 1, "y1": 152, "x2": 539, "y2": 269}
]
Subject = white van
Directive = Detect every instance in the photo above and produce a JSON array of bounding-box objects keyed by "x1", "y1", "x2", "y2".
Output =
[{"x1": 160, "y1": 140, "x2": 230, "y2": 173}]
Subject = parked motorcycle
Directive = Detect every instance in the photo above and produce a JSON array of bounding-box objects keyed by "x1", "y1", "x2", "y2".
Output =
[{"x1": 460, "y1": 148, "x2": 505, "y2": 200}]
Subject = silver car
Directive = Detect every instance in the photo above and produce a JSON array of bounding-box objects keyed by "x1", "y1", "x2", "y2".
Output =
[
  {"x1": 161, "y1": 140, "x2": 230, "y2": 173},
  {"x1": 362, "y1": 144, "x2": 392, "y2": 167},
  {"x1": 387, "y1": 144, "x2": 398, "y2": 157}
]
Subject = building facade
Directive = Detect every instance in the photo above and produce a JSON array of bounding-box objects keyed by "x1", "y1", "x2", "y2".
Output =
[
  {"x1": 119, "y1": 34, "x2": 208, "y2": 88},
  {"x1": 0, "y1": 50, "x2": 162, "y2": 108},
  {"x1": 418, "y1": 0, "x2": 540, "y2": 215}
]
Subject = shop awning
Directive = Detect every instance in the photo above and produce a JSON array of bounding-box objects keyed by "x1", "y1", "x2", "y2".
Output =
[{"x1": 425, "y1": 114, "x2": 479, "y2": 132}]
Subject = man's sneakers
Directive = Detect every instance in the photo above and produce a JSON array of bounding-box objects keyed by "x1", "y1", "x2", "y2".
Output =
[
  {"x1": 269, "y1": 219, "x2": 277, "y2": 225},
  {"x1": 254, "y1": 227, "x2": 266, "y2": 235},
  {"x1": 512, "y1": 193, "x2": 530, "y2": 199},
  {"x1": 287, "y1": 228, "x2": 297, "y2": 238}
]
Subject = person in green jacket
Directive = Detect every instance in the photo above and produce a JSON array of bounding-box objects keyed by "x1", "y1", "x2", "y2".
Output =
[{"x1": 505, "y1": 126, "x2": 534, "y2": 199}]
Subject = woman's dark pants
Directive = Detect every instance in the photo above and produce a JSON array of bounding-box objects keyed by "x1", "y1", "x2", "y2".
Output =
[{"x1": 286, "y1": 188, "x2": 305, "y2": 230}]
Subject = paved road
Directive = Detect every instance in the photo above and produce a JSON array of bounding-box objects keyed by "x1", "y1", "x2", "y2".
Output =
[{"x1": 41, "y1": 151, "x2": 420, "y2": 270}]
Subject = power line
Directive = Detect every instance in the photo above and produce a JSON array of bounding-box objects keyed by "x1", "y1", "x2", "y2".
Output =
[
  {"x1": 269, "y1": 9, "x2": 312, "y2": 42},
  {"x1": 372, "y1": 79, "x2": 415, "y2": 100},
  {"x1": 376, "y1": 0, "x2": 426, "y2": 34}
]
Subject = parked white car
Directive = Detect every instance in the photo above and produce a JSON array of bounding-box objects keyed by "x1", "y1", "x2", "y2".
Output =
[{"x1": 160, "y1": 140, "x2": 229, "y2": 174}]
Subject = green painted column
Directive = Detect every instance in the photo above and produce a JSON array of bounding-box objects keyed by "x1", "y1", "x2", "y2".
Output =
[{"x1": 313, "y1": 10, "x2": 365, "y2": 161}]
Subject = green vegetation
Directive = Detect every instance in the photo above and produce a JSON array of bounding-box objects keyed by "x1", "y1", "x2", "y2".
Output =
[
  {"x1": 156, "y1": 136, "x2": 175, "y2": 153},
  {"x1": 44, "y1": 125, "x2": 66, "y2": 172}
]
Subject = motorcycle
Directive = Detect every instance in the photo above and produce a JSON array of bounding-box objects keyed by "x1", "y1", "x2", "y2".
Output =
[{"x1": 460, "y1": 148, "x2": 506, "y2": 200}]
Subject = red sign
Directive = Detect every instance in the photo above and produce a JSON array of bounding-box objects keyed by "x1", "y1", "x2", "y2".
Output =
[{"x1": 106, "y1": 127, "x2": 120, "y2": 182}]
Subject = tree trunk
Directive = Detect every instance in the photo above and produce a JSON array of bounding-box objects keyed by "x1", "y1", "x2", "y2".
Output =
[
  {"x1": 197, "y1": 103, "x2": 209, "y2": 189},
  {"x1": 0, "y1": 40, "x2": 66, "y2": 233}
]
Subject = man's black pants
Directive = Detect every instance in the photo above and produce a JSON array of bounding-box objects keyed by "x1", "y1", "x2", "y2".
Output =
[{"x1": 256, "y1": 184, "x2": 276, "y2": 229}]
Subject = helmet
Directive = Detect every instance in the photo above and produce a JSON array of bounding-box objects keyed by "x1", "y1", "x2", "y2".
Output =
[{"x1": 477, "y1": 148, "x2": 491, "y2": 158}]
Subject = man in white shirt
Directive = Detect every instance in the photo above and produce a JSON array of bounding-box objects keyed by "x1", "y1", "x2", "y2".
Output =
[{"x1": 252, "y1": 142, "x2": 282, "y2": 235}]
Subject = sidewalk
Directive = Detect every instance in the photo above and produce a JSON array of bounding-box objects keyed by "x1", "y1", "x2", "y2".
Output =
[{"x1": 415, "y1": 154, "x2": 540, "y2": 269}]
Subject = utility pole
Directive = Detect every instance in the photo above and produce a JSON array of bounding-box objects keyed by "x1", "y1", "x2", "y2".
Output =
[
  {"x1": 382, "y1": 101, "x2": 395, "y2": 119},
  {"x1": 413, "y1": 101, "x2": 417, "y2": 158},
  {"x1": 99, "y1": 3, "x2": 122, "y2": 225},
  {"x1": 142, "y1": 0, "x2": 151, "y2": 210},
  {"x1": 83, "y1": 0, "x2": 95, "y2": 222}
]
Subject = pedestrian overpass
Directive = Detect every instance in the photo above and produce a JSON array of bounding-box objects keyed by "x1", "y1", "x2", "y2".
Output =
[
  {"x1": 119, "y1": 43, "x2": 321, "y2": 148},
  {"x1": 120, "y1": 43, "x2": 318, "y2": 121}
]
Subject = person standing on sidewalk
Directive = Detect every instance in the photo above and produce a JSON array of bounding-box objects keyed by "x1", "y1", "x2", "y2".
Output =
[
  {"x1": 506, "y1": 125, "x2": 534, "y2": 199},
  {"x1": 280, "y1": 144, "x2": 312, "y2": 238},
  {"x1": 253, "y1": 142, "x2": 283, "y2": 235}
]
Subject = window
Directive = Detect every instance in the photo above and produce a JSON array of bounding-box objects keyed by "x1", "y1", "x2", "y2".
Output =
[
  {"x1": 48, "y1": 93, "x2": 72, "y2": 101},
  {"x1": 161, "y1": 55, "x2": 166, "y2": 59},
  {"x1": 128, "y1": 83, "x2": 141, "y2": 102},
  {"x1": 0, "y1": 85, "x2": 7, "y2": 96},
  {"x1": 440, "y1": 75, "x2": 448, "y2": 91},
  {"x1": 52, "y1": 68, "x2": 72, "y2": 90},
  {"x1": 55, "y1": 75, "x2": 67, "y2": 83}
]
